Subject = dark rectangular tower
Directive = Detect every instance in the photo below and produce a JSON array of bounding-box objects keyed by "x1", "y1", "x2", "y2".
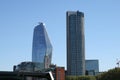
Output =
[{"x1": 66, "y1": 11, "x2": 85, "y2": 75}]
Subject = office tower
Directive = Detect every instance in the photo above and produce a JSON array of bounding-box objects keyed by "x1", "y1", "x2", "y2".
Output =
[
  {"x1": 66, "y1": 11, "x2": 85, "y2": 75},
  {"x1": 32, "y1": 23, "x2": 52, "y2": 70},
  {"x1": 86, "y1": 60, "x2": 99, "y2": 75}
]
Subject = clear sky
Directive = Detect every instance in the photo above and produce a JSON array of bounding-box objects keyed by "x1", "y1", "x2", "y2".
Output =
[{"x1": 0, "y1": 0, "x2": 120, "y2": 72}]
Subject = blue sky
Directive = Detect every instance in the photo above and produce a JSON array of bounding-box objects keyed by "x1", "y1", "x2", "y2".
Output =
[{"x1": 0, "y1": 0, "x2": 120, "y2": 71}]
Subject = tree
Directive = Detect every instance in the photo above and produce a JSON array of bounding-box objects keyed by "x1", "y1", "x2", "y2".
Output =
[
  {"x1": 96, "y1": 68, "x2": 120, "y2": 80},
  {"x1": 66, "y1": 76, "x2": 96, "y2": 80}
]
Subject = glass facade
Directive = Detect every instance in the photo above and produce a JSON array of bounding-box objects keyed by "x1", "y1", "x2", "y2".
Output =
[
  {"x1": 86, "y1": 60, "x2": 99, "y2": 75},
  {"x1": 14, "y1": 62, "x2": 43, "y2": 72},
  {"x1": 32, "y1": 23, "x2": 52, "y2": 70},
  {"x1": 67, "y1": 11, "x2": 85, "y2": 75}
]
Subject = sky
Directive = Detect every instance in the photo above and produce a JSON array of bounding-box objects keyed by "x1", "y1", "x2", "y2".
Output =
[{"x1": 0, "y1": 0, "x2": 120, "y2": 72}]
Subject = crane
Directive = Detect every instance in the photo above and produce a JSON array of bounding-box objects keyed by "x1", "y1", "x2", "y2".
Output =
[{"x1": 116, "y1": 60, "x2": 120, "y2": 68}]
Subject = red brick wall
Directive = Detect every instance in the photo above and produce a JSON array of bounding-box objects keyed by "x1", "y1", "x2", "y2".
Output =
[{"x1": 56, "y1": 67, "x2": 65, "y2": 80}]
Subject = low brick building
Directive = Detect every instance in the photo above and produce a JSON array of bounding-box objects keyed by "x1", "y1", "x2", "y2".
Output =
[{"x1": 55, "y1": 67, "x2": 65, "y2": 80}]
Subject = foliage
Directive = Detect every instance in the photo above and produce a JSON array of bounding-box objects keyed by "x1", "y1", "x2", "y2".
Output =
[
  {"x1": 66, "y1": 76, "x2": 76, "y2": 80},
  {"x1": 78, "y1": 76, "x2": 96, "y2": 80},
  {"x1": 66, "y1": 75, "x2": 96, "y2": 80},
  {"x1": 96, "y1": 68, "x2": 120, "y2": 80},
  {"x1": 66, "y1": 68, "x2": 120, "y2": 80}
]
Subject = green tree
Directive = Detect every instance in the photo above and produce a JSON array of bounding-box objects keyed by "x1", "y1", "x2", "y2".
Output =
[
  {"x1": 78, "y1": 76, "x2": 96, "y2": 80},
  {"x1": 66, "y1": 76, "x2": 77, "y2": 80},
  {"x1": 66, "y1": 76, "x2": 96, "y2": 80},
  {"x1": 96, "y1": 68, "x2": 120, "y2": 80}
]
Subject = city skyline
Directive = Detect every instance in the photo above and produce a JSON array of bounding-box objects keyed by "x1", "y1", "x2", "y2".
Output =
[{"x1": 0, "y1": 0, "x2": 120, "y2": 71}]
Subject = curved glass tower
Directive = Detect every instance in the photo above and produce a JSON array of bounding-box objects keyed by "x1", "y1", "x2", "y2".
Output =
[{"x1": 32, "y1": 23, "x2": 52, "y2": 69}]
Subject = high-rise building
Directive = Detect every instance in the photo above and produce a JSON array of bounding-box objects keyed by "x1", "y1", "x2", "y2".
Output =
[
  {"x1": 66, "y1": 11, "x2": 85, "y2": 75},
  {"x1": 32, "y1": 23, "x2": 52, "y2": 70}
]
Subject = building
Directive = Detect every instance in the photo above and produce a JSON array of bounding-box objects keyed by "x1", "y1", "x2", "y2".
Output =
[
  {"x1": 13, "y1": 62, "x2": 43, "y2": 72},
  {"x1": 85, "y1": 60, "x2": 99, "y2": 75},
  {"x1": 66, "y1": 11, "x2": 85, "y2": 75},
  {"x1": 32, "y1": 23, "x2": 53, "y2": 70},
  {"x1": 55, "y1": 67, "x2": 65, "y2": 80},
  {"x1": 49, "y1": 65, "x2": 65, "y2": 80},
  {"x1": 13, "y1": 62, "x2": 52, "y2": 80},
  {"x1": 14, "y1": 62, "x2": 65, "y2": 80}
]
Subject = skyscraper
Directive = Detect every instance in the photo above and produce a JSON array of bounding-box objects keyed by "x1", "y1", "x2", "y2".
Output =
[
  {"x1": 66, "y1": 11, "x2": 85, "y2": 75},
  {"x1": 32, "y1": 23, "x2": 52, "y2": 70}
]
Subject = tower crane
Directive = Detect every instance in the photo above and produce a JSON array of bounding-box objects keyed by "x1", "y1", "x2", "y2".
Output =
[{"x1": 116, "y1": 60, "x2": 120, "y2": 68}]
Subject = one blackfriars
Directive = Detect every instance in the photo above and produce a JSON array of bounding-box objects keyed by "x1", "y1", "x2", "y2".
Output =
[
  {"x1": 66, "y1": 11, "x2": 85, "y2": 76},
  {"x1": 32, "y1": 22, "x2": 52, "y2": 70}
]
